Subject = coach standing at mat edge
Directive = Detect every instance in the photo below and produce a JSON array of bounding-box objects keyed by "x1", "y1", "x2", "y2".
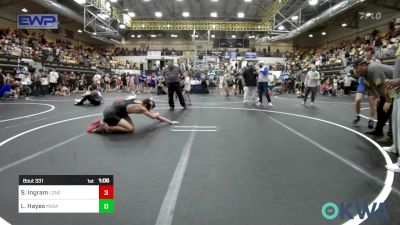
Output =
[{"x1": 162, "y1": 60, "x2": 187, "y2": 110}]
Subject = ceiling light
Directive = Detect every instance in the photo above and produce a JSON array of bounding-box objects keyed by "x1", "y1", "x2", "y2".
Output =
[
  {"x1": 182, "y1": 12, "x2": 190, "y2": 17},
  {"x1": 128, "y1": 12, "x2": 135, "y2": 17},
  {"x1": 171, "y1": 34, "x2": 178, "y2": 38},
  {"x1": 137, "y1": 35, "x2": 141, "y2": 38},
  {"x1": 123, "y1": 14, "x2": 130, "y2": 23},
  {"x1": 73, "y1": 0, "x2": 86, "y2": 4},
  {"x1": 142, "y1": 24, "x2": 145, "y2": 27},
  {"x1": 97, "y1": 13, "x2": 109, "y2": 19},
  {"x1": 321, "y1": 32, "x2": 326, "y2": 35},
  {"x1": 238, "y1": 12, "x2": 244, "y2": 18},
  {"x1": 309, "y1": 0, "x2": 318, "y2": 6},
  {"x1": 21, "y1": 8, "x2": 28, "y2": 12},
  {"x1": 291, "y1": 15, "x2": 298, "y2": 21},
  {"x1": 211, "y1": 0, "x2": 218, "y2": 1},
  {"x1": 155, "y1": 12, "x2": 162, "y2": 17},
  {"x1": 245, "y1": 0, "x2": 252, "y2": 2},
  {"x1": 48, "y1": 0, "x2": 62, "y2": 8},
  {"x1": 93, "y1": 32, "x2": 97, "y2": 35},
  {"x1": 177, "y1": 0, "x2": 183, "y2": 1},
  {"x1": 211, "y1": 12, "x2": 217, "y2": 17},
  {"x1": 131, "y1": 34, "x2": 135, "y2": 37},
  {"x1": 308, "y1": 34, "x2": 313, "y2": 37},
  {"x1": 143, "y1": 0, "x2": 150, "y2": 1},
  {"x1": 151, "y1": 34, "x2": 156, "y2": 38},
  {"x1": 211, "y1": 34, "x2": 215, "y2": 38},
  {"x1": 341, "y1": 23, "x2": 347, "y2": 27},
  {"x1": 278, "y1": 25, "x2": 285, "y2": 30},
  {"x1": 231, "y1": 35, "x2": 236, "y2": 38},
  {"x1": 119, "y1": 24, "x2": 126, "y2": 29},
  {"x1": 77, "y1": 29, "x2": 82, "y2": 33},
  {"x1": 110, "y1": 0, "x2": 117, "y2": 2}
]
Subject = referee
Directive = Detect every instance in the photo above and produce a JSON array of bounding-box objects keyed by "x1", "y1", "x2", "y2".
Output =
[{"x1": 162, "y1": 60, "x2": 186, "y2": 110}]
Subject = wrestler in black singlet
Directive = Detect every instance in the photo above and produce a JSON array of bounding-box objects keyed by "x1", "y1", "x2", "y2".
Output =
[{"x1": 103, "y1": 97, "x2": 139, "y2": 126}]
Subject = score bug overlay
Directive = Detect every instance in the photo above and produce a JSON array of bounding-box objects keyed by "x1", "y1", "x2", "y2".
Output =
[{"x1": 18, "y1": 175, "x2": 114, "y2": 213}]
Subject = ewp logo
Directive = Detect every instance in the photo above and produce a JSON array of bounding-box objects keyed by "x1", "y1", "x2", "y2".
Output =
[
  {"x1": 321, "y1": 202, "x2": 389, "y2": 221},
  {"x1": 17, "y1": 14, "x2": 58, "y2": 29}
]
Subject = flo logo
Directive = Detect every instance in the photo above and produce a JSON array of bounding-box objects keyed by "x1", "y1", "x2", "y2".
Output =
[
  {"x1": 359, "y1": 12, "x2": 382, "y2": 20},
  {"x1": 321, "y1": 202, "x2": 389, "y2": 220}
]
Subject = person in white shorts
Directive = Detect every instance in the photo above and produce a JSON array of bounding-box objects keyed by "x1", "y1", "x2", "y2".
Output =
[{"x1": 183, "y1": 72, "x2": 192, "y2": 105}]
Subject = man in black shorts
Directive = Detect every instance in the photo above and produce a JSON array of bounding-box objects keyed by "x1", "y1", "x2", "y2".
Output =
[
  {"x1": 74, "y1": 84, "x2": 103, "y2": 106},
  {"x1": 87, "y1": 96, "x2": 179, "y2": 134}
]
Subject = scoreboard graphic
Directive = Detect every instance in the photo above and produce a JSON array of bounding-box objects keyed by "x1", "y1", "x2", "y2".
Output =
[{"x1": 18, "y1": 175, "x2": 114, "y2": 213}]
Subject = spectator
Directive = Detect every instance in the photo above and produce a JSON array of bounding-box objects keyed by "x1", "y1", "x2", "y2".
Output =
[
  {"x1": 48, "y1": 69, "x2": 59, "y2": 95},
  {"x1": 40, "y1": 74, "x2": 49, "y2": 95},
  {"x1": 242, "y1": 62, "x2": 258, "y2": 103},
  {"x1": 32, "y1": 69, "x2": 41, "y2": 96},
  {"x1": 343, "y1": 74, "x2": 355, "y2": 95},
  {"x1": 302, "y1": 65, "x2": 320, "y2": 105}
]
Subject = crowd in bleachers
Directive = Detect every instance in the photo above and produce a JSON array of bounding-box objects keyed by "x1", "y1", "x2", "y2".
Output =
[
  {"x1": 0, "y1": 28, "x2": 116, "y2": 68},
  {"x1": 0, "y1": 68, "x2": 159, "y2": 99},
  {"x1": 286, "y1": 19, "x2": 400, "y2": 71}
]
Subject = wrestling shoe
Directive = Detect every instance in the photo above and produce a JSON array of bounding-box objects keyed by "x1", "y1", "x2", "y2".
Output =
[
  {"x1": 86, "y1": 119, "x2": 102, "y2": 133},
  {"x1": 386, "y1": 163, "x2": 400, "y2": 173},
  {"x1": 368, "y1": 120, "x2": 374, "y2": 129},
  {"x1": 353, "y1": 116, "x2": 360, "y2": 124},
  {"x1": 383, "y1": 146, "x2": 396, "y2": 154}
]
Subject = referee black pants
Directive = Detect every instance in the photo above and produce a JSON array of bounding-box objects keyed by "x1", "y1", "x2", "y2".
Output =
[
  {"x1": 375, "y1": 96, "x2": 392, "y2": 135},
  {"x1": 168, "y1": 82, "x2": 185, "y2": 108}
]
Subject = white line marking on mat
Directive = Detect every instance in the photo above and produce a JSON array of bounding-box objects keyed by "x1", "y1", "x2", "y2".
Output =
[
  {"x1": 359, "y1": 108, "x2": 388, "y2": 125},
  {"x1": 173, "y1": 126, "x2": 217, "y2": 128},
  {"x1": 0, "y1": 133, "x2": 86, "y2": 173},
  {"x1": 0, "y1": 103, "x2": 55, "y2": 123},
  {"x1": 0, "y1": 217, "x2": 11, "y2": 225},
  {"x1": 185, "y1": 106, "x2": 394, "y2": 225},
  {"x1": 274, "y1": 95, "x2": 369, "y2": 105},
  {"x1": 267, "y1": 114, "x2": 397, "y2": 194},
  {"x1": 26, "y1": 97, "x2": 71, "y2": 102},
  {"x1": 0, "y1": 106, "x2": 392, "y2": 225},
  {"x1": 0, "y1": 108, "x2": 170, "y2": 168},
  {"x1": 0, "y1": 114, "x2": 101, "y2": 152},
  {"x1": 150, "y1": 96, "x2": 244, "y2": 104},
  {"x1": 171, "y1": 129, "x2": 217, "y2": 132},
  {"x1": 155, "y1": 128, "x2": 196, "y2": 225},
  {"x1": 5, "y1": 117, "x2": 48, "y2": 128}
]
